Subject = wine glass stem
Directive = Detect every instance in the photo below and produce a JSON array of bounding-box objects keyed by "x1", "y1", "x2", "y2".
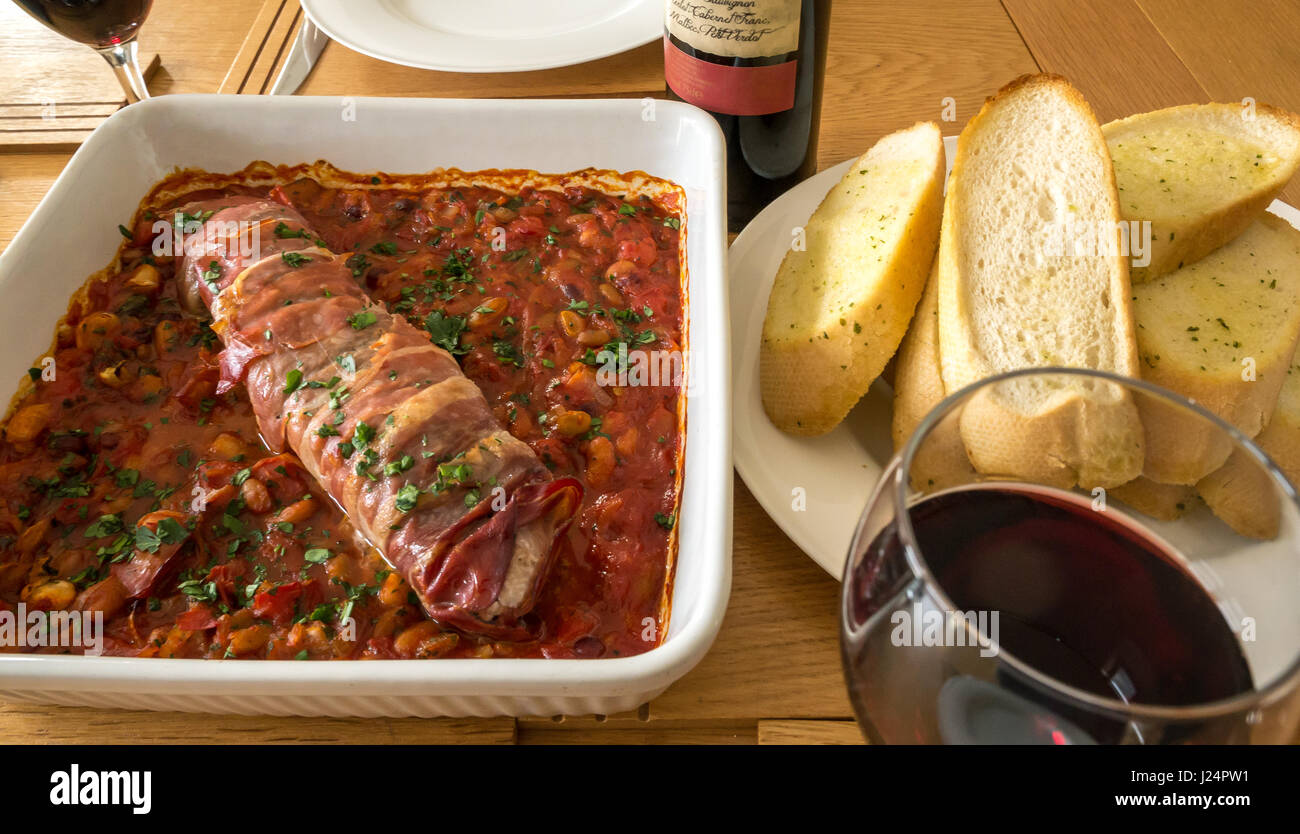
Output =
[{"x1": 95, "y1": 40, "x2": 150, "y2": 104}]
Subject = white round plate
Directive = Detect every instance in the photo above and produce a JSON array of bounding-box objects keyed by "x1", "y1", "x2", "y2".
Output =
[
  {"x1": 301, "y1": 0, "x2": 662, "y2": 74},
  {"x1": 732, "y1": 134, "x2": 1300, "y2": 579}
]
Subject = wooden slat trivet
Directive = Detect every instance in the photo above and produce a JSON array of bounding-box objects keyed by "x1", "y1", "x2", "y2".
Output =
[{"x1": 0, "y1": 4, "x2": 161, "y2": 151}]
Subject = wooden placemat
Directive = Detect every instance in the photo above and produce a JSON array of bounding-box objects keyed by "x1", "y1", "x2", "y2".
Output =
[
  {"x1": 816, "y1": 0, "x2": 1038, "y2": 169},
  {"x1": 0, "y1": 4, "x2": 161, "y2": 152},
  {"x1": 222, "y1": 0, "x2": 665, "y2": 98},
  {"x1": 1001, "y1": 0, "x2": 1300, "y2": 207},
  {"x1": 1001, "y1": 0, "x2": 1209, "y2": 121}
]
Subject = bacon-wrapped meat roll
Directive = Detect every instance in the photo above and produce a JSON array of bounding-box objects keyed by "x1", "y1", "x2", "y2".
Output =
[{"x1": 176, "y1": 196, "x2": 581, "y2": 637}]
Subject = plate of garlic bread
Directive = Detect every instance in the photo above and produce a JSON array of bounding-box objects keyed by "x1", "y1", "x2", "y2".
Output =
[{"x1": 733, "y1": 73, "x2": 1300, "y2": 576}]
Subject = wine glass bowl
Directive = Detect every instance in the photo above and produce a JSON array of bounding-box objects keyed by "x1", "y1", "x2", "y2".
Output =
[{"x1": 841, "y1": 368, "x2": 1300, "y2": 744}]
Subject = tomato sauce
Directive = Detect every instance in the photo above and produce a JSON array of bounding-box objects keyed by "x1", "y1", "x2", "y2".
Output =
[{"x1": 0, "y1": 170, "x2": 685, "y2": 661}]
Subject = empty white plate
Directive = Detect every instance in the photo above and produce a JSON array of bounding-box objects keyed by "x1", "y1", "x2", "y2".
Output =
[{"x1": 301, "y1": 0, "x2": 663, "y2": 73}]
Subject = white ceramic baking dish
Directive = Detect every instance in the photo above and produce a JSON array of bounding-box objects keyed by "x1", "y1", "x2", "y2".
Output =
[{"x1": 0, "y1": 95, "x2": 731, "y2": 717}]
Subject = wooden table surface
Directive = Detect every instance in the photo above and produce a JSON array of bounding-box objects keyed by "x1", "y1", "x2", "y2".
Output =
[{"x1": 1, "y1": 0, "x2": 1298, "y2": 745}]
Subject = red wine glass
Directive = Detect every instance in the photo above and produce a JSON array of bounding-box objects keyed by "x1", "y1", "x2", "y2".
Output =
[
  {"x1": 12, "y1": 0, "x2": 153, "y2": 103},
  {"x1": 841, "y1": 367, "x2": 1300, "y2": 744}
]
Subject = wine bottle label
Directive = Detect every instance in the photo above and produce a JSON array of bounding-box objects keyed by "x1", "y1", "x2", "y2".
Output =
[{"x1": 664, "y1": 0, "x2": 801, "y2": 116}]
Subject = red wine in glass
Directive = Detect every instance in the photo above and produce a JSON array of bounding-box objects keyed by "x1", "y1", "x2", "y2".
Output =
[
  {"x1": 12, "y1": 0, "x2": 153, "y2": 101},
  {"x1": 848, "y1": 485, "x2": 1254, "y2": 743}
]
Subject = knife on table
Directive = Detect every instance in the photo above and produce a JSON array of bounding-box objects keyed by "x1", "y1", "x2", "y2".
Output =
[{"x1": 270, "y1": 17, "x2": 330, "y2": 95}]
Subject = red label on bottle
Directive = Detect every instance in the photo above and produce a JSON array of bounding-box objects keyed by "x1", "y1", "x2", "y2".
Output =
[{"x1": 664, "y1": 39, "x2": 797, "y2": 116}]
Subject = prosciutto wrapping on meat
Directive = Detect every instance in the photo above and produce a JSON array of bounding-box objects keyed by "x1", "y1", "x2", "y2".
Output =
[{"x1": 176, "y1": 196, "x2": 581, "y2": 637}]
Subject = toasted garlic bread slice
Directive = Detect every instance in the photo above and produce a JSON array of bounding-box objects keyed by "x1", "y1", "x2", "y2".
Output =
[
  {"x1": 761, "y1": 121, "x2": 945, "y2": 436},
  {"x1": 891, "y1": 261, "x2": 975, "y2": 491},
  {"x1": 937, "y1": 74, "x2": 1144, "y2": 489},
  {"x1": 1197, "y1": 354, "x2": 1300, "y2": 539},
  {"x1": 1105, "y1": 102, "x2": 1300, "y2": 283},
  {"x1": 1109, "y1": 476, "x2": 1195, "y2": 522},
  {"x1": 1135, "y1": 213, "x2": 1300, "y2": 484}
]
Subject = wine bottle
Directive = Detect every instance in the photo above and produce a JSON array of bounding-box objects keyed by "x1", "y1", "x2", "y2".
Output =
[{"x1": 664, "y1": 0, "x2": 831, "y2": 232}]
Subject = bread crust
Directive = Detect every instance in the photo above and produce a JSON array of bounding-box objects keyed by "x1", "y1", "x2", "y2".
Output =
[
  {"x1": 1197, "y1": 360, "x2": 1300, "y2": 538},
  {"x1": 890, "y1": 259, "x2": 976, "y2": 491},
  {"x1": 1110, "y1": 476, "x2": 1195, "y2": 521},
  {"x1": 1196, "y1": 448, "x2": 1283, "y2": 539}
]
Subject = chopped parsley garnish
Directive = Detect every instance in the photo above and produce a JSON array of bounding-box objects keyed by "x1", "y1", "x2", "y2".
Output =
[
  {"x1": 84, "y1": 514, "x2": 123, "y2": 539},
  {"x1": 306, "y1": 602, "x2": 337, "y2": 623},
  {"x1": 116, "y1": 294, "x2": 150, "y2": 316},
  {"x1": 433, "y1": 462, "x2": 472, "y2": 493},
  {"x1": 282, "y1": 252, "x2": 311, "y2": 267},
  {"x1": 135, "y1": 517, "x2": 188, "y2": 553},
  {"x1": 347, "y1": 310, "x2": 378, "y2": 330},
  {"x1": 492, "y1": 340, "x2": 523, "y2": 367},
  {"x1": 383, "y1": 455, "x2": 414, "y2": 477},
  {"x1": 177, "y1": 579, "x2": 218, "y2": 603},
  {"x1": 303, "y1": 548, "x2": 332, "y2": 564},
  {"x1": 425, "y1": 310, "x2": 468, "y2": 355},
  {"x1": 172, "y1": 209, "x2": 214, "y2": 233},
  {"x1": 345, "y1": 253, "x2": 370, "y2": 277},
  {"x1": 274, "y1": 222, "x2": 308, "y2": 239},
  {"x1": 283, "y1": 368, "x2": 304, "y2": 394},
  {"x1": 443, "y1": 247, "x2": 475, "y2": 280},
  {"x1": 222, "y1": 513, "x2": 249, "y2": 538},
  {"x1": 69, "y1": 565, "x2": 102, "y2": 590},
  {"x1": 395, "y1": 484, "x2": 420, "y2": 513}
]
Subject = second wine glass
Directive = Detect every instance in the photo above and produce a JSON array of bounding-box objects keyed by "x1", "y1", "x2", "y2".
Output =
[{"x1": 12, "y1": 0, "x2": 153, "y2": 103}]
